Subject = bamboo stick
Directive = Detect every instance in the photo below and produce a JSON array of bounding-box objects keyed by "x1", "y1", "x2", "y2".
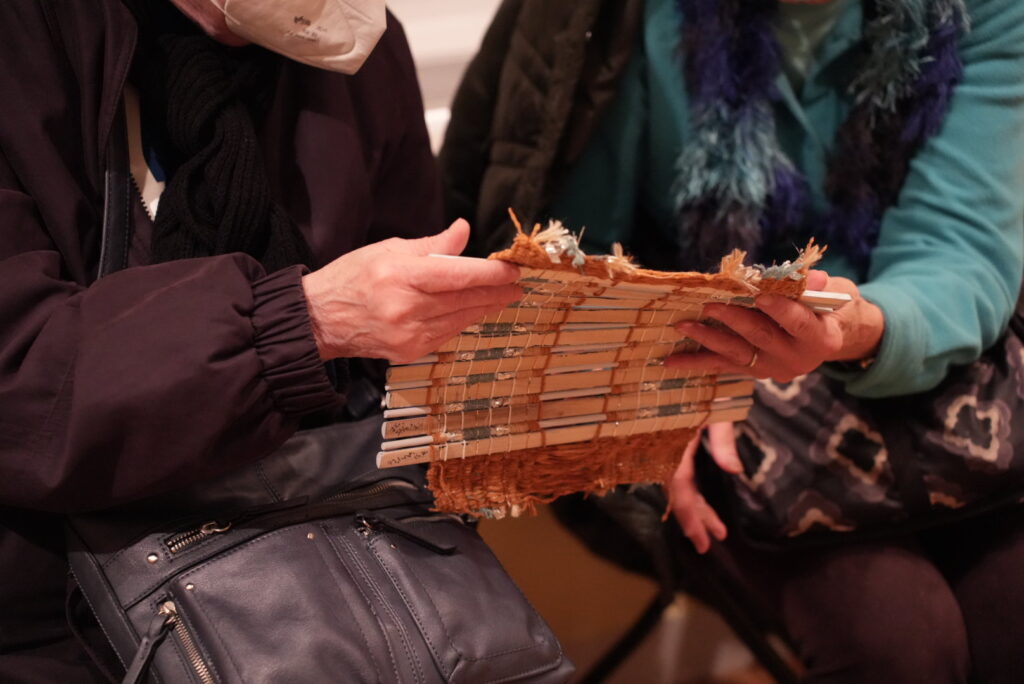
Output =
[
  {"x1": 381, "y1": 379, "x2": 754, "y2": 440},
  {"x1": 385, "y1": 343, "x2": 676, "y2": 383},
  {"x1": 386, "y1": 354, "x2": 694, "y2": 392},
  {"x1": 435, "y1": 324, "x2": 682, "y2": 354},
  {"x1": 376, "y1": 403, "x2": 752, "y2": 468},
  {"x1": 478, "y1": 306, "x2": 682, "y2": 327},
  {"x1": 386, "y1": 363, "x2": 722, "y2": 408},
  {"x1": 395, "y1": 338, "x2": 690, "y2": 371},
  {"x1": 381, "y1": 397, "x2": 751, "y2": 451}
]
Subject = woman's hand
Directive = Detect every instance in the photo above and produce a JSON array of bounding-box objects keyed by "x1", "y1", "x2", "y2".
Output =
[
  {"x1": 302, "y1": 219, "x2": 522, "y2": 363},
  {"x1": 666, "y1": 270, "x2": 885, "y2": 382},
  {"x1": 670, "y1": 422, "x2": 742, "y2": 553}
]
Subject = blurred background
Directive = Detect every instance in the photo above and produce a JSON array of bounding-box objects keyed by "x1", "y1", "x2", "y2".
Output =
[
  {"x1": 389, "y1": 0, "x2": 502, "y2": 151},
  {"x1": 386, "y1": 2, "x2": 771, "y2": 682}
]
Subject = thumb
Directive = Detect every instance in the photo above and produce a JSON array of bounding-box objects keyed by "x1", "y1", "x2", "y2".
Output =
[
  {"x1": 707, "y1": 422, "x2": 742, "y2": 474},
  {"x1": 405, "y1": 219, "x2": 471, "y2": 257}
]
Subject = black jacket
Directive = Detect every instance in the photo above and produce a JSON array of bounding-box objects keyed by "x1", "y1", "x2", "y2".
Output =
[{"x1": 0, "y1": 2, "x2": 440, "y2": 679}]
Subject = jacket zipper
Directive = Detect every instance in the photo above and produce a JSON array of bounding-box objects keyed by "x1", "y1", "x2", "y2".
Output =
[
  {"x1": 159, "y1": 601, "x2": 215, "y2": 684},
  {"x1": 128, "y1": 170, "x2": 156, "y2": 222}
]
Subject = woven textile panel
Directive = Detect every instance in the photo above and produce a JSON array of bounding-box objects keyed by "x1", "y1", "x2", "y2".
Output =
[{"x1": 378, "y1": 219, "x2": 838, "y2": 517}]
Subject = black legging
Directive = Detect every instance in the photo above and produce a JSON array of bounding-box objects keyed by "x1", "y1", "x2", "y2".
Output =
[{"x1": 718, "y1": 504, "x2": 1024, "y2": 683}]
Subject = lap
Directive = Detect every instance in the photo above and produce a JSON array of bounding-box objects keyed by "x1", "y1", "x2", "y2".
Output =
[
  {"x1": 925, "y1": 505, "x2": 1024, "y2": 684},
  {"x1": 718, "y1": 503, "x2": 1024, "y2": 683},
  {"x1": 719, "y1": 534, "x2": 970, "y2": 683}
]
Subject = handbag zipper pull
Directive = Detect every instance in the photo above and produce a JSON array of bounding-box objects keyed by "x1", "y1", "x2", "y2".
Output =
[
  {"x1": 355, "y1": 513, "x2": 456, "y2": 555},
  {"x1": 121, "y1": 601, "x2": 176, "y2": 684},
  {"x1": 164, "y1": 499, "x2": 311, "y2": 555},
  {"x1": 164, "y1": 520, "x2": 233, "y2": 555}
]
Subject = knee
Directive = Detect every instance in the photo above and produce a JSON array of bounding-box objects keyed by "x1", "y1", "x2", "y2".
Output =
[
  {"x1": 828, "y1": 616, "x2": 969, "y2": 683},
  {"x1": 788, "y1": 585, "x2": 970, "y2": 683}
]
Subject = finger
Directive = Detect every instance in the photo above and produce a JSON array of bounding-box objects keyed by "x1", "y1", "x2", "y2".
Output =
[
  {"x1": 667, "y1": 348, "x2": 803, "y2": 384},
  {"x1": 414, "y1": 284, "x2": 522, "y2": 320},
  {"x1": 707, "y1": 422, "x2": 742, "y2": 474},
  {"x1": 665, "y1": 350, "x2": 739, "y2": 374},
  {"x1": 805, "y1": 269, "x2": 828, "y2": 291},
  {"x1": 402, "y1": 255, "x2": 521, "y2": 293},
  {"x1": 401, "y1": 218, "x2": 471, "y2": 257},
  {"x1": 753, "y1": 294, "x2": 827, "y2": 341},
  {"x1": 701, "y1": 303, "x2": 797, "y2": 354},
  {"x1": 688, "y1": 522, "x2": 712, "y2": 554},
  {"x1": 672, "y1": 498, "x2": 711, "y2": 554},
  {"x1": 670, "y1": 435, "x2": 713, "y2": 552},
  {"x1": 673, "y1": 430, "x2": 702, "y2": 482},
  {"x1": 698, "y1": 499, "x2": 728, "y2": 544},
  {"x1": 417, "y1": 302, "x2": 516, "y2": 352},
  {"x1": 821, "y1": 275, "x2": 861, "y2": 297},
  {"x1": 676, "y1": 321, "x2": 757, "y2": 368},
  {"x1": 665, "y1": 349, "x2": 758, "y2": 375}
]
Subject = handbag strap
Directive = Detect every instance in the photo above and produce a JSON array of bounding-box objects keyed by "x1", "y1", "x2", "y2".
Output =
[
  {"x1": 65, "y1": 580, "x2": 121, "y2": 684},
  {"x1": 97, "y1": 104, "x2": 132, "y2": 279}
]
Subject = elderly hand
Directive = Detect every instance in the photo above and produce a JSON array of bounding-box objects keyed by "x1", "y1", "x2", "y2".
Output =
[
  {"x1": 302, "y1": 219, "x2": 522, "y2": 363},
  {"x1": 670, "y1": 422, "x2": 742, "y2": 553},
  {"x1": 666, "y1": 270, "x2": 884, "y2": 382}
]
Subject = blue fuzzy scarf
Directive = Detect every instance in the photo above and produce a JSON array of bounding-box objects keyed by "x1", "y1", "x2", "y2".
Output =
[{"x1": 673, "y1": 0, "x2": 969, "y2": 271}]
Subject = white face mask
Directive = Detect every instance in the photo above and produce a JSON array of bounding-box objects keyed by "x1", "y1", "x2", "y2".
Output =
[{"x1": 207, "y1": 0, "x2": 387, "y2": 74}]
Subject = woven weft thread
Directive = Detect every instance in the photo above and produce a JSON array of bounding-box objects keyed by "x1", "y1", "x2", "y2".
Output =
[{"x1": 428, "y1": 427, "x2": 696, "y2": 516}]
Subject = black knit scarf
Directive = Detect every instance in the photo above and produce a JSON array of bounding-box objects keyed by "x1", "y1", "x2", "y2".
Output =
[{"x1": 128, "y1": 0, "x2": 313, "y2": 272}]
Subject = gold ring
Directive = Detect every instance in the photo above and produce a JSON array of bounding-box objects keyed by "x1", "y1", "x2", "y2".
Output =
[{"x1": 746, "y1": 350, "x2": 759, "y2": 368}]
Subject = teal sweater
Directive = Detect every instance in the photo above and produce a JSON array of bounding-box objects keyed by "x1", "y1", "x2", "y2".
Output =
[{"x1": 549, "y1": 0, "x2": 1024, "y2": 398}]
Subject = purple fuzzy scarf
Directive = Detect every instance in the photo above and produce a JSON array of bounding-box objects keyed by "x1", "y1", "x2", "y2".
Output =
[{"x1": 673, "y1": 0, "x2": 968, "y2": 271}]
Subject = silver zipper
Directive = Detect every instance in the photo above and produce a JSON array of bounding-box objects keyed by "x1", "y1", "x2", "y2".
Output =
[
  {"x1": 159, "y1": 601, "x2": 215, "y2": 684},
  {"x1": 128, "y1": 171, "x2": 156, "y2": 222},
  {"x1": 163, "y1": 480, "x2": 414, "y2": 556},
  {"x1": 164, "y1": 521, "x2": 233, "y2": 555}
]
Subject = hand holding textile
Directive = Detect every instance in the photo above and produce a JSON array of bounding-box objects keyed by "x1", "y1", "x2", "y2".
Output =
[
  {"x1": 302, "y1": 219, "x2": 522, "y2": 363},
  {"x1": 666, "y1": 270, "x2": 884, "y2": 381}
]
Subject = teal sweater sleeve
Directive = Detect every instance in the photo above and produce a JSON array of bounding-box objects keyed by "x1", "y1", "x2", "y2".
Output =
[{"x1": 844, "y1": 0, "x2": 1024, "y2": 397}]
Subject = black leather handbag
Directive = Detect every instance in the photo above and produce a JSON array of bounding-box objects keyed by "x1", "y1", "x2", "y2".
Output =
[{"x1": 67, "y1": 416, "x2": 574, "y2": 684}]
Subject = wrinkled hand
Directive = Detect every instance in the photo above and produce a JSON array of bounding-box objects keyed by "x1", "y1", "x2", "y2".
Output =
[
  {"x1": 302, "y1": 219, "x2": 522, "y2": 363},
  {"x1": 666, "y1": 270, "x2": 884, "y2": 382},
  {"x1": 670, "y1": 422, "x2": 741, "y2": 553}
]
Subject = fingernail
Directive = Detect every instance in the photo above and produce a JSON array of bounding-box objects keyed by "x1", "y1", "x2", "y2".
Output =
[{"x1": 756, "y1": 294, "x2": 781, "y2": 310}]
